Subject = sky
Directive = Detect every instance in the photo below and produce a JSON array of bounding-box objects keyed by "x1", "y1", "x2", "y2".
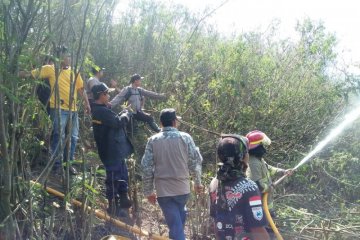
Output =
[{"x1": 115, "y1": 0, "x2": 360, "y2": 72}]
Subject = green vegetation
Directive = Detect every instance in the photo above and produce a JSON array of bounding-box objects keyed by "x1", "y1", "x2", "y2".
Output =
[{"x1": 0, "y1": 0, "x2": 359, "y2": 239}]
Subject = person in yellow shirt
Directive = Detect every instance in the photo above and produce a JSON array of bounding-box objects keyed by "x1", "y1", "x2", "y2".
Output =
[{"x1": 21, "y1": 47, "x2": 90, "y2": 174}]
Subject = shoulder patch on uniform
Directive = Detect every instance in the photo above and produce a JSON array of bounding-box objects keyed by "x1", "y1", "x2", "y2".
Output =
[
  {"x1": 249, "y1": 196, "x2": 262, "y2": 206},
  {"x1": 225, "y1": 180, "x2": 258, "y2": 211},
  {"x1": 251, "y1": 206, "x2": 263, "y2": 221}
]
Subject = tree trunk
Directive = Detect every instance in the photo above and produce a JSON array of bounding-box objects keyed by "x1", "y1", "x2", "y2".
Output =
[{"x1": 0, "y1": 79, "x2": 15, "y2": 240}]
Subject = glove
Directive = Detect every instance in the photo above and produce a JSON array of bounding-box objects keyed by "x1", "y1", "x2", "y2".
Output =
[
  {"x1": 118, "y1": 109, "x2": 132, "y2": 117},
  {"x1": 284, "y1": 169, "x2": 294, "y2": 176},
  {"x1": 118, "y1": 110, "x2": 131, "y2": 123}
]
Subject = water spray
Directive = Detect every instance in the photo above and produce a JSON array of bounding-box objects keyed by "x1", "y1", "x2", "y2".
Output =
[{"x1": 274, "y1": 104, "x2": 360, "y2": 186}]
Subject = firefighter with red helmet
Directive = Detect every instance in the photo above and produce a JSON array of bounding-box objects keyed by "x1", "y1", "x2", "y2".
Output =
[{"x1": 245, "y1": 130, "x2": 293, "y2": 216}]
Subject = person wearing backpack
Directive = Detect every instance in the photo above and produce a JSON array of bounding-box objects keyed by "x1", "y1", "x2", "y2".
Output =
[
  {"x1": 109, "y1": 74, "x2": 166, "y2": 132},
  {"x1": 19, "y1": 46, "x2": 91, "y2": 175}
]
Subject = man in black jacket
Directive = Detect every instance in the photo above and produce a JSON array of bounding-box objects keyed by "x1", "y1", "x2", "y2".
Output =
[{"x1": 91, "y1": 83, "x2": 134, "y2": 216}]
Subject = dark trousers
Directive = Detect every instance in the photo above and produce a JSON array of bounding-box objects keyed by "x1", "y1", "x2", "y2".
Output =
[
  {"x1": 133, "y1": 111, "x2": 160, "y2": 132},
  {"x1": 133, "y1": 111, "x2": 154, "y2": 123},
  {"x1": 105, "y1": 165, "x2": 129, "y2": 200}
]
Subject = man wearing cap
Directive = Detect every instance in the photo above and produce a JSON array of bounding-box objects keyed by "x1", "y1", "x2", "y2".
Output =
[
  {"x1": 110, "y1": 74, "x2": 166, "y2": 132},
  {"x1": 141, "y1": 108, "x2": 203, "y2": 240},
  {"x1": 86, "y1": 66, "x2": 105, "y2": 107},
  {"x1": 91, "y1": 83, "x2": 134, "y2": 215}
]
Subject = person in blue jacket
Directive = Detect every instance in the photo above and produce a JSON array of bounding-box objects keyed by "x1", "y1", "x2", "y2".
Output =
[{"x1": 91, "y1": 83, "x2": 134, "y2": 216}]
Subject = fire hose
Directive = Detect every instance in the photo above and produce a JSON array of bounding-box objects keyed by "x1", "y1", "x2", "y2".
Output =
[
  {"x1": 262, "y1": 192, "x2": 284, "y2": 240},
  {"x1": 30, "y1": 180, "x2": 168, "y2": 240},
  {"x1": 262, "y1": 169, "x2": 297, "y2": 240}
]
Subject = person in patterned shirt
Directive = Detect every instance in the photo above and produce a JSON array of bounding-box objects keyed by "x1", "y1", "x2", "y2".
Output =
[
  {"x1": 209, "y1": 134, "x2": 270, "y2": 240},
  {"x1": 141, "y1": 108, "x2": 203, "y2": 240}
]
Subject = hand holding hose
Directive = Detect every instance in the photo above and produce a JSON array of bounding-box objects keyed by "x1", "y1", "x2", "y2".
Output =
[
  {"x1": 274, "y1": 168, "x2": 295, "y2": 186},
  {"x1": 283, "y1": 169, "x2": 294, "y2": 176}
]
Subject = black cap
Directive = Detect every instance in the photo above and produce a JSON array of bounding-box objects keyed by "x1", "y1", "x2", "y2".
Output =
[
  {"x1": 91, "y1": 83, "x2": 114, "y2": 97},
  {"x1": 43, "y1": 54, "x2": 55, "y2": 64},
  {"x1": 55, "y1": 45, "x2": 68, "y2": 56},
  {"x1": 130, "y1": 74, "x2": 144, "y2": 83},
  {"x1": 160, "y1": 108, "x2": 181, "y2": 123}
]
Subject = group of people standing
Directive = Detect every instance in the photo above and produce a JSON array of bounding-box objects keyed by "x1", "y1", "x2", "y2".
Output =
[
  {"x1": 88, "y1": 73, "x2": 293, "y2": 239},
  {"x1": 89, "y1": 79, "x2": 202, "y2": 237},
  {"x1": 21, "y1": 48, "x2": 293, "y2": 240}
]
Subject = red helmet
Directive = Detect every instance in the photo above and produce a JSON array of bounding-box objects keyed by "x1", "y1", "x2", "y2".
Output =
[{"x1": 246, "y1": 130, "x2": 271, "y2": 150}]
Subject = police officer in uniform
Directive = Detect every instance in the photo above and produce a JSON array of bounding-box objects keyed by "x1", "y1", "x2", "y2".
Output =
[
  {"x1": 209, "y1": 134, "x2": 270, "y2": 240},
  {"x1": 91, "y1": 83, "x2": 134, "y2": 216}
]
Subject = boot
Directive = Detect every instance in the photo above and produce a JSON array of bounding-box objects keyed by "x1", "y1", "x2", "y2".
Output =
[
  {"x1": 107, "y1": 199, "x2": 127, "y2": 217},
  {"x1": 148, "y1": 121, "x2": 161, "y2": 133},
  {"x1": 119, "y1": 193, "x2": 132, "y2": 209},
  {"x1": 107, "y1": 199, "x2": 117, "y2": 215}
]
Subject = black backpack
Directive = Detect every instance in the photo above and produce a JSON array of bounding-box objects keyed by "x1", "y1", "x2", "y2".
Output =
[
  {"x1": 36, "y1": 78, "x2": 51, "y2": 107},
  {"x1": 124, "y1": 87, "x2": 143, "y2": 102}
]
